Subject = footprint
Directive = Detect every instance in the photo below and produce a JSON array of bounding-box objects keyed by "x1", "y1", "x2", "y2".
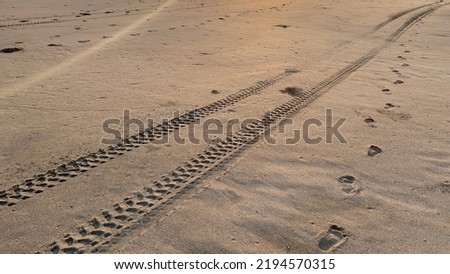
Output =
[
  {"x1": 437, "y1": 181, "x2": 450, "y2": 193},
  {"x1": 368, "y1": 145, "x2": 382, "y2": 157},
  {"x1": 318, "y1": 225, "x2": 349, "y2": 252},
  {"x1": 78, "y1": 40, "x2": 90, "y2": 43},
  {"x1": 384, "y1": 102, "x2": 399, "y2": 109},
  {"x1": 364, "y1": 117, "x2": 376, "y2": 127},
  {"x1": 211, "y1": 89, "x2": 220, "y2": 95},
  {"x1": 285, "y1": 68, "x2": 300, "y2": 73},
  {"x1": 402, "y1": 63, "x2": 410, "y2": 67},
  {"x1": 47, "y1": 43, "x2": 62, "y2": 47},
  {"x1": 394, "y1": 80, "x2": 404, "y2": 84},
  {"x1": 338, "y1": 175, "x2": 361, "y2": 194},
  {"x1": 275, "y1": 24, "x2": 290, "y2": 28}
]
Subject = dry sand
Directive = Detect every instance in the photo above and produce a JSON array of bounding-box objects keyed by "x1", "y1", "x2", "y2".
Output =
[{"x1": 0, "y1": 0, "x2": 449, "y2": 253}]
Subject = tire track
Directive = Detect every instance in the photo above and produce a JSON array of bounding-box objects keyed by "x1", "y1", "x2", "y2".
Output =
[
  {"x1": 0, "y1": 8, "x2": 152, "y2": 23},
  {"x1": 0, "y1": 71, "x2": 295, "y2": 208},
  {"x1": 0, "y1": 1, "x2": 293, "y2": 29},
  {"x1": 39, "y1": 3, "x2": 445, "y2": 254}
]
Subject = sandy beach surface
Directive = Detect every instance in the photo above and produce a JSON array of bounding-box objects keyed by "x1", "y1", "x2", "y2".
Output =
[{"x1": 0, "y1": 0, "x2": 449, "y2": 253}]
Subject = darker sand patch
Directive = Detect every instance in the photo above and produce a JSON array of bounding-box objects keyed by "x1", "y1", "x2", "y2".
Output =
[
  {"x1": 1, "y1": 47, "x2": 23, "y2": 53},
  {"x1": 376, "y1": 108, "x2": 411, "y2": 121},
  {"x1": 318, "y1": 225, "x2": 349, "y2": 252}
]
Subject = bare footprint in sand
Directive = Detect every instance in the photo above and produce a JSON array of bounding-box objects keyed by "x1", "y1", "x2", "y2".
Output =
[
  {"x1": 368, "y1": 145, "x2": 383, "y2": 157},
  {"x1": 385, "y1": 103, "x2": 399, "y2": 109},
  {"x1": 338, "y1": 175, "x2": 361, "y2": 195},
  {"x1": 394, "y1": 79, "x2": 404, "y2": 84},
  {"x1": 318, "y1": 225, "x2": 349, "y2": 252},
  {"x1": 364, "y1": 117, "x2": 376, "y2": 127},
  {"x1": 381, "y1": 88, "x2": 391, "y2": 95}
]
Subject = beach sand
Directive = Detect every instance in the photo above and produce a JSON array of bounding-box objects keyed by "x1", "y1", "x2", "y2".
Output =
[{"x1": 0, "y1": 0, "x2": 449, "y2": 253}]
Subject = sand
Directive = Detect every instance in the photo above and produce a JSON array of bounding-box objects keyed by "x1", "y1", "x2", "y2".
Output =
[{"x1": 0, "y1": 0, "x2": 449, "y2": 253}]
